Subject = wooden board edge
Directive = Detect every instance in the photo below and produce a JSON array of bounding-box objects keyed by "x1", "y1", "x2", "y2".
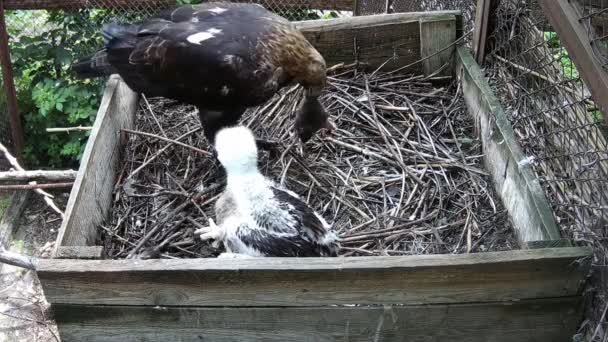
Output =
[
  {"x1": 37, "y1": 247, "x2": 591, "y2": 307},
  {"x1": 37, "y1": 246, "x2": 592, "y2": 272},
  {"x1": 53, "y1": 75, "x2": 139, "y2": 253},
  {"x1": 456, "y1": 46, "x2": 562, "y2": 244},
  {"x1": 294, "y1": 10, "x2": 462, "y2": 31},
  {"x1": 54, "y1": 246, "x2": 105, "y2": 260},
  {"x1": 53, "y1": 76, "x2": 120, "y2": 253}
]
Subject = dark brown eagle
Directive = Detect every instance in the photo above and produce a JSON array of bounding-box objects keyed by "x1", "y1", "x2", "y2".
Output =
[{"x1": 72, "y1": 2, "x2": 335, "y2": 143}]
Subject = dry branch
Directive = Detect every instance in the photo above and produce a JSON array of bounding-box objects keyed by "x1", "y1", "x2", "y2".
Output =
[
  {"x1": 46, "y1": 126, "x2": 93, "y2": 133},
  {"x1": 0, "y1": 170, "x2": 77, "y2": 182},
  {"x1": 0, "y1": 245, "x2": 37, "y2": 270}
]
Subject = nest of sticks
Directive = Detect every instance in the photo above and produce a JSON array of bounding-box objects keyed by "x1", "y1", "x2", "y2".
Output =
[{"x1": 100, "y1": 66, "x2": 517, "y2": 259}]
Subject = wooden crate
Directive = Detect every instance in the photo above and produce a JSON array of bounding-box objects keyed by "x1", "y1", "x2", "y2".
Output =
[{"x1": 39, "y1": 12, "x2": 592, "y2": 342}]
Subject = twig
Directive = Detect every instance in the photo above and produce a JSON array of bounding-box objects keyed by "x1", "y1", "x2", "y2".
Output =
[{"x1": 122, "y1": 128, "x2": 211, "y2": 156}]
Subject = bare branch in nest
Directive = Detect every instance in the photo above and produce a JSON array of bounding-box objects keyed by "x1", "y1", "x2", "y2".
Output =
[
  {"x1": 0, "y1": 142, "x2": 65, "y2": 219},
  {"x1": 0, "y1": 170, "x2": 77, "y2": 182},
  {"x1": 122, "y1": 128, "x2": 212, "y2": 156},
  {"x1": 0, "y1": 245, "x2": 37, "y2": 270}
]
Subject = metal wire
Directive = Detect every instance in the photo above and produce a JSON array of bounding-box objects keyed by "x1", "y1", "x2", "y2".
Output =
[
  {"x1": 485, "y1": 3, "x2": 607, "y2": 338},
  {"x1": 576, "y1": 0, "x2": 608, "y2": 71},
  {"x1": 355, "y1": 0, "x2": 476, "y2": 38}
]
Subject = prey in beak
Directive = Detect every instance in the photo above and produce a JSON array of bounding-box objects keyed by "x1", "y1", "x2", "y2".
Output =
[{"x1": 294, "y1": 88, "x2": 336, "y2": 144}]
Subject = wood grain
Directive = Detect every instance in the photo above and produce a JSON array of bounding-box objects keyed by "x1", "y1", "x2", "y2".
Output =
[
  {"x1": 295, "y1": 11, "x2": 461, "y2": 71},
  {"x1": 294, "y1": 11, "x2": 461, "y2": 31},
  {"x1": 54, "y1": 246, "x2": 105, "y2": 259},
  {"x1": 37, "y1": 247, "x2": 591, "y2": 307},
  {"x1": 457, "y1": 46, "x2": 563, "y2": 244},
  {"x1": 301, "y1": 21, "x2": 421, "y2": 71},
  {"x1": 53, "y1": 297, "x2": 582, "y2": 342},
  {"x1": 53, "y1": 75, "x2": 138, "y2": 252},
  {"x1": 419, "y1": 16, "x2": 456, "y2": 76}
]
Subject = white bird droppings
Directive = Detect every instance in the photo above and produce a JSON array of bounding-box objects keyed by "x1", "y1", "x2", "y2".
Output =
[
  {"x1": 221, "y1": 85, "x2": 230, "y2": 96},
  {"x1": 208, "y1": 7, "x2": 228, "y2": 14},
  {"x1": 186, "y1": 28, "x2": 222, "y2": 45},
  {"x1": 518, "y1": 155, "x2": 536, "y2": 168}
]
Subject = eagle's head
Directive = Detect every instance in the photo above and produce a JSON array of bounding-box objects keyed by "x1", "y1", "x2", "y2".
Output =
[
  {"x1": 293, "y1": 49, "x2": 336, "y2": 143},
  {"x1": 262, "y1": 24, "x2": 335, "y2": 142}
]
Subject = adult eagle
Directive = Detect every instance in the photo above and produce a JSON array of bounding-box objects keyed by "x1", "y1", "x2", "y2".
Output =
[{"x1": 73, "y1": 2, "x2": 335, "y2": 143}]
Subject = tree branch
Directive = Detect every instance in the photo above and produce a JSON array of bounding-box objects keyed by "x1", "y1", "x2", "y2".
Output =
[{"x1": 0, "y1": 170, "x2": 77, "y2": 182}]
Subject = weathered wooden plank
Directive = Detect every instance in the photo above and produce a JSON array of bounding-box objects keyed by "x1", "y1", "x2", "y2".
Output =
[
  {"x1": 538, "y1": 0, "x2": 608, "y2": 123},
  {"x1": 53, "y1": 75, "x2": 138, "y2": 252},
  {"x1": 54, "y1": 246, "x2": 105, "y2": 260},
  {"x1": 37, "y1": 247, "x2": 591, "y2": 307},
  {"x1": 419, "y1": 16, "x2": 456, "y2": 76},
  {"x1": 53, "y1": 297, "x2": 582, "y2": 342},
  {"x1": 456, "y1": 46, "x2": 563, "y2": 244},
  {"x1": 294, "y1": 11, "x2": 460, "y2": 71},
  {"x1": 301, "y1": 21, "x2": 421, "y2": 70},
  {"x1": 295, "y1": 11, "x2": 462, "y2": 31}
]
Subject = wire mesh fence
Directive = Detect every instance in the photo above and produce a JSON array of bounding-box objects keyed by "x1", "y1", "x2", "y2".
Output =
[
  {"x1": 576, "y1": 0, "x2": 608, "y2": 72},
  {"x1": 356, "y1": 0, "x2": 476, "y2": 38},
  {"x1": 484, "y1": 0, "x2": 608, "y2": 339}
]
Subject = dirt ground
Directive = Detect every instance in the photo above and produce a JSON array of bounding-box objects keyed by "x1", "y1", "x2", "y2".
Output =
[{"x1": 0, "y1": 193, "x2": 66, "y2": 342}]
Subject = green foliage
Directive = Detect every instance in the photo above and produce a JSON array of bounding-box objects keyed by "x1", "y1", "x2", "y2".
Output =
[
  {"x1": 7, "y1": 9, "x2": 107, "y2": 168},
  {"x1": 544, "y1": 31, "x2": 605, "y2": 125},
  {"x1": 0, "y1": 194, "x2": 11, "y2": 221},
  {"x1": 543, "y1": 31, "x2": 579, "y2": 80}
]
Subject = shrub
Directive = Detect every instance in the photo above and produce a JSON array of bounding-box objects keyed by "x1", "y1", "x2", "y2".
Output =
[{"x1": 7, "y1": 9, "x2": 107, "y2": 168}]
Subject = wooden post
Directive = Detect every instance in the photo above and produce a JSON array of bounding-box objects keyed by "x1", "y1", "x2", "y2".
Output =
[
  {"x1": 0, "y1": 0, "x2": 24, "y2": 162},
  {"x1": 472, "y1": 0, "x2": 492, "y2": 64},
  {"x1": 538, "y1": 0, "x2": 608, "y2": 123}
]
